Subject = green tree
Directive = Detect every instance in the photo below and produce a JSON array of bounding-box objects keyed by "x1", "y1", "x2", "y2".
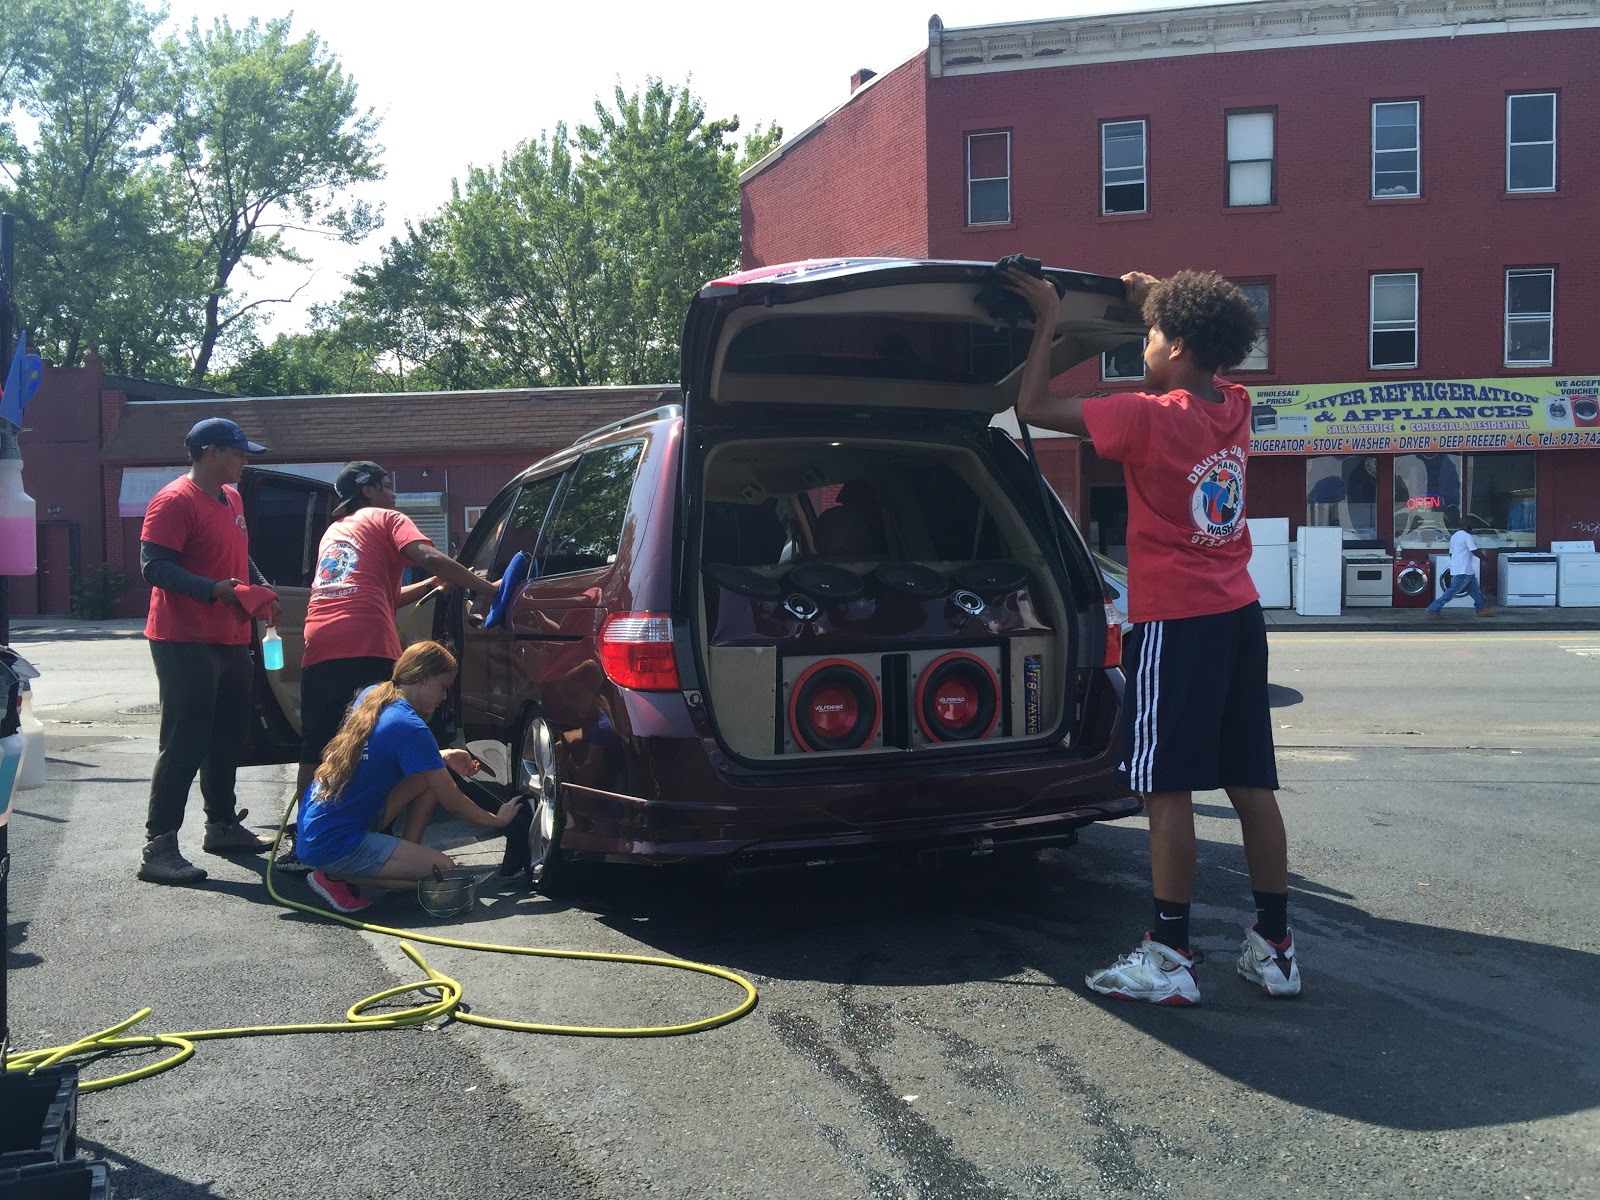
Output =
[
  {"x1": 164, "y1": 15, "x2": 383, "y2": 382},
  {"x1": 4, "y1": 0, "x2": 198, "y2": 380},
  {"x1": 577, "y1": 79, "x2": 780, "y2": 384}
]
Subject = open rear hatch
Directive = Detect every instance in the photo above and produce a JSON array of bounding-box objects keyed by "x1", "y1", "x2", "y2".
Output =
[{"x1": 678, "y1": 259, "x2": 1143, "y2": 772}]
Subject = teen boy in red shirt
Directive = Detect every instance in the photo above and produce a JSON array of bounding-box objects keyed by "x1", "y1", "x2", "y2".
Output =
[
  {"x1": 138, "y1": 418, "x2": 282, "y2": 884},
  {"x1": 1008, "y1": 267, "x2": 1300, "y2": 1005},
  {"x1": 274, "y1": 460, "x2": 494, "y2": 884}
]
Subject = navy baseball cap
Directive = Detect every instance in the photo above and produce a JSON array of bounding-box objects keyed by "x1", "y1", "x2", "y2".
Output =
[{"x1": 186, "y1": 417, "x2": 266, "y2": 454}]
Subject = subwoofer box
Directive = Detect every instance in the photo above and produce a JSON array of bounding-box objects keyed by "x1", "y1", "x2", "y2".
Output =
[
  {"x1": 905, "y1": 645, "x2": 1006, "y2": 746},
  {"x1": 779, "y1": 652, "x2": 888, "y2": 754}
]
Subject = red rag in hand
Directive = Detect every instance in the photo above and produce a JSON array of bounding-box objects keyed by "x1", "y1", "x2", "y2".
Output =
[{"x1": 233, "y1": 583, "x2": 280, "y2": 620}]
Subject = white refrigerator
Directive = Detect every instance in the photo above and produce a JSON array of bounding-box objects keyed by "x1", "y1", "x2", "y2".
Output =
[
  {"x1": 1294, "y1": 525, "x2": 1343, "y2": 616},
  {"x1": 1247, "y1": 517, "x2": 1291, "y2": 609}
]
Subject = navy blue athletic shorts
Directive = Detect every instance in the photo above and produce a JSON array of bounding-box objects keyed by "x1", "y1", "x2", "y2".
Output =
[{"x1": 1120, "y1": 600, "x2": 1280, "y2": 795}]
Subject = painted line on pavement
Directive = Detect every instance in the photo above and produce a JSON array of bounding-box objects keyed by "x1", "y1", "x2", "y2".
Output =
[{"x1": 1269, "y1": 634, "x2": 1586, "y2": 643}]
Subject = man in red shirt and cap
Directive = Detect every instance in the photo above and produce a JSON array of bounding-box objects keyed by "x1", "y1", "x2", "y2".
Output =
[
  {"x1": 138, "y1": 418, "x2": 282, "y2": 884},
  {"x1": 1008, "y1": 266, "x2": 1300, "y2": 1006}
]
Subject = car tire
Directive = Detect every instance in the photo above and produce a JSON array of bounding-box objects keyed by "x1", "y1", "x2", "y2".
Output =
[{"x1": 516, "y1": 714, "x2": 579, "y2": 897}]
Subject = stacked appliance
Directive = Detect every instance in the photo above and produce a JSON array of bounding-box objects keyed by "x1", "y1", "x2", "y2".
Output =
[
  {"x1": 1341, "y1": 541, "x2": 1394, "y2": 608},
  {"x1": 1431, "y1": 552, "x2": 1480, "y2": 608},
  {"x1": 1497, "y1": 551, "x2": 1559, "y2": 607},
  {"x1": 1246, "y1": 517, "x2": 1291, "y2": 609},
  {"x1": 1294, "y1": 525, "x2": 1342, "y2": 616},
  {"x1": 1554, "y1": 540, "x2": 1600, "y2": 607}
]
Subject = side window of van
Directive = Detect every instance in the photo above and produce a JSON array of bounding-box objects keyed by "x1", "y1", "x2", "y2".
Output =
[
  {"x1": 490, "y1": 473, "x2": 564, "y2": 578},
  {"x1": 537, "y1": 442, "x2": 644, "y2": 577}
]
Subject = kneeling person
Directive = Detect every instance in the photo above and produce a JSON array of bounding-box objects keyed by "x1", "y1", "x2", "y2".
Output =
[{"x1": 295, "y1": 641, "x2": 519, "y2": 913}]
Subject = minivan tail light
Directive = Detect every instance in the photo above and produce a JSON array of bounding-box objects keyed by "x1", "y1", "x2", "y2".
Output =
[
  {"x1": 1104, "y1": 602, "x2": 1124, "y2": 668},
  {"x1": 599, "y1": 613, "x2": 681, "y2": 691}
]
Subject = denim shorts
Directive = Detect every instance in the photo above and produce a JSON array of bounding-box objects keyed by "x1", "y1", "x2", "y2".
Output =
[{"x1": 316, "y1": 831, "x2": 401, "y2": 880}]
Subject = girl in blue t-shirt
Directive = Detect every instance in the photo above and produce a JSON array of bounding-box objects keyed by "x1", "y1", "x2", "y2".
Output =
[{"x1": 296, "y1": 640, "x2": 519, "y2": 913}]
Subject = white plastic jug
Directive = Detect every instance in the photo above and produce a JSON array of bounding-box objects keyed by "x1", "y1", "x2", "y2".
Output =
[
  {"x1": 18, "y1": 683, "x2": 45, "y2": 790},
  {"x1": 0, "y1": 454, "x2": 36, "y2": 576}
]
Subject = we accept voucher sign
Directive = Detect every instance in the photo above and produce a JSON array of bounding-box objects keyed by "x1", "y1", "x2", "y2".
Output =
[{"x1": 1246, "y1": 376, "x2": 1600, "y2": 455}]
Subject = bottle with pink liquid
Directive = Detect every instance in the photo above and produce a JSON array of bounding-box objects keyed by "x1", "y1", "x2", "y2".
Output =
[{"x1": 0, "y1": 453, "x2": 35, "y2": 576}]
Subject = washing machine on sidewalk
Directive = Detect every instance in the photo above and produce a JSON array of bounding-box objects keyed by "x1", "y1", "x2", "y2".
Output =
[
  {"x1": 1431, "y1": 553, "x2": 1480, "y2": 608},
  {"x1": 1392, "y1": 554, "x2": 1432, "y2": 607}
]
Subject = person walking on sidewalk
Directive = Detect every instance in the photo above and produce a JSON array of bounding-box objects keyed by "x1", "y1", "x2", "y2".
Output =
[
  {"x1": 275, "y1": 461, "x2": 495, "y2": 874},
  {"x1": 138, "y1": 418, "x2": 282, "y2": 884},
  {"x1": 1428, "y1": 514, "x2": 1497, "y2": 617},
  {"x1": 1007, "y1": 265, "x2": 1301, "y2": 1005}
]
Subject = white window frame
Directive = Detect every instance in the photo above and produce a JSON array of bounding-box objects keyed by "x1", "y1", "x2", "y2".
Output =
[
  {"x1": 966, "y1": 130, "x2": 1011, "y2": 226},
  {"x1": 1102, "y1": 338, "x2": 1147, "y2": 382},
  {"x1": 1506, "y1": 93, "x2": 1556, "y2": 193},
  {"x1": 1504, "y1": 268, "x2": 1554, "y2": 367},
  {"x1": 1371, "y1": 101, "x2": 1420, "y2": 199},
  {"x1": 1101, "y1": 120, "x2": 1147, "y2": 215},
  {"x1": 1226, "y1": 110, "x2": 1275, "y2": 207},
  {"x1": 463, "y1": 505, "x2": 486, "y2": 533},
  {"x1": 1370, "y1": 272, "x2": 1419, "y2": 370},
  {"x1": 1234, "y1": 281, "x2": 1271, "y2": 372}
]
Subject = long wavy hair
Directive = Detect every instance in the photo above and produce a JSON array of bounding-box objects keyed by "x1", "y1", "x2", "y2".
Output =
[{"x1": 313, "y1": 640, "x2": 457, "y2": 802}]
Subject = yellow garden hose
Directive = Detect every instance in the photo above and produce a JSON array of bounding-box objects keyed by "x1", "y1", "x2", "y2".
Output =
[{"x1": 6, "y1": 812, "x2": 759, "y2": 1092}]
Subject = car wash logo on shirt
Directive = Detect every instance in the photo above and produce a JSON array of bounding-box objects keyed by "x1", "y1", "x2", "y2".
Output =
[
  {"x1": 313, "y1": 540, "x2": 360, "y2": 597},
  {"x1": 1187, "y1": 448, "x2": 1247, "y2": 543}
]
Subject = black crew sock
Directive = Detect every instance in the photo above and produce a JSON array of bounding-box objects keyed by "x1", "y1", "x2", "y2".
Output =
[
  {"x1": 1152, "y1": 898, "x2": 1191, "y2": 953},
  {"x1": 1253, "y1": 890, "x2": 1289, "y2": 943}
]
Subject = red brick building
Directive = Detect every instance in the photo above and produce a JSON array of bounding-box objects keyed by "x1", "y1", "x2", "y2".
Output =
[
  {"x1": 15, "y1": 350, "x2": 672, "y2": 616},
  {"x1": 741, "y1": 0, "x2": 1600, "y2": 590}
]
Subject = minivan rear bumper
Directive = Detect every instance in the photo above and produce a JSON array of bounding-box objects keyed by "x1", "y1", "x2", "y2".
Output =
[{"x1": 558, "y1": 756, "x2": 1138, "y2": 865}]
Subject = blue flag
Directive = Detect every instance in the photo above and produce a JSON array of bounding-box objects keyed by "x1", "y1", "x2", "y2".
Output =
[{"x1": 0, "y1": 332, "x2": 43, "y2": 428}]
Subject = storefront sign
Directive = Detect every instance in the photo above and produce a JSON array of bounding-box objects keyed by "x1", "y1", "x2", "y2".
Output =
[{"x1": 1247, "y1": 376, "x2": 1600, "y2": 455}]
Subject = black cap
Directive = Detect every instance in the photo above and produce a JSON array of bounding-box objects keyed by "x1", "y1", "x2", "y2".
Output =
[
  {"x1": 332, "y1": 460, "x2": 389, "y2": 517},
  {"x1": 186, "y1": 417, "x2": 266, "y2": 454}
]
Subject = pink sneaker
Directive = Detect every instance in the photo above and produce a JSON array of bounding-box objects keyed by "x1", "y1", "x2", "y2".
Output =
[{"x1": 309, "y1": 870, "x2": 372, "y2": 914}]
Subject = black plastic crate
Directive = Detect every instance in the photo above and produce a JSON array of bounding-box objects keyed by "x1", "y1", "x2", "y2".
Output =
[
  {"x1": 0, "y1": 1159, "x2": 109, "y2": 1200},
  {"x1": 0, "y1": 1066, "x2": 79, "y2": 1164}
]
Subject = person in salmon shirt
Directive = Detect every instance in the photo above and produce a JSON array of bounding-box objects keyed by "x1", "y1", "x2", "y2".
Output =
[
  {"x1": 274, "y1": 461, "x2": 495, "y2": 875},
  {"x1": 138, "y1": 418, "x2": 283, "y2": 885},
  {"x1": 1007, "y1": 266, "x2": 1300, "y2": 1006}
]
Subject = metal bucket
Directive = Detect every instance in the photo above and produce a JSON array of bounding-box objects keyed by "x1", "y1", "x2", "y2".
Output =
[{"x1": 416, "y1": 867, "x2": 478, "y2": 918}]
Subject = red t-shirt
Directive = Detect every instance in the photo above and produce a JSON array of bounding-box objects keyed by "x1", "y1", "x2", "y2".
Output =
[
  {"x1": 1081, "y1": 380, "x2": 1260, "y2": 624},
  {"x1": 142, "y1": 476, "x2": 253, "y2": 645},
  {"x1": 302, "y1": 507, "x2": 432, "y2": 667}
]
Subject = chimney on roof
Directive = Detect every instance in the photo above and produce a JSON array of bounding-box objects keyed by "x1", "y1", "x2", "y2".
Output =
[{"x1": 850, "y1": 68, "x2": 877, "y2": 93}]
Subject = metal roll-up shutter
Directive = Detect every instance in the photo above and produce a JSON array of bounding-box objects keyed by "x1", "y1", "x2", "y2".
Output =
[{"x1": 396, "y1": 491, "x2": 448, "y2": 550}]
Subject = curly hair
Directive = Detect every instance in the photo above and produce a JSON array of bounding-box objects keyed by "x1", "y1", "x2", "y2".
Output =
[
  {"x1": 313, "y1": 640, "x2": 457, "y2": 803},
  {"x1": 1142, "y1": 271, "x2": 1260, "y2": 372}
]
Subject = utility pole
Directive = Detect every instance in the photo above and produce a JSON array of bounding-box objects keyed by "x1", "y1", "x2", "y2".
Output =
[{"x1": 1, "y1": 209, "x2": 14, "y2": 1068}]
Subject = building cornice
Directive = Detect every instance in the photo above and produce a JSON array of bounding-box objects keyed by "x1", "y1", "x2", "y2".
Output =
[{"x1": 928, "y1": 0, "x2": 1600, "y2": 76}]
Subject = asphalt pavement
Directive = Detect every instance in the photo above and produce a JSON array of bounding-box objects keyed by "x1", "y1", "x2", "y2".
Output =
[{"x1": 4, "y1": 622, "x2": 1598, "y2": 1199}]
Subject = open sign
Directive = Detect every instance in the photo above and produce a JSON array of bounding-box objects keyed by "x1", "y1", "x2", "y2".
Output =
[{"x1": 1406, "y1": 494, "x2": 1443, "y2": 510}]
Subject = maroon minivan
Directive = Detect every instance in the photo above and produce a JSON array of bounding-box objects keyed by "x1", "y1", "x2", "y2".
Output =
[{"x1": 252, "y1": 259, "x2": 1149, "y2": 889}]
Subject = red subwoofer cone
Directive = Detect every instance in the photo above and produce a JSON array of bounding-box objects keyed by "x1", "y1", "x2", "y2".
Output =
[
  {"x1": 916, "y1": 652, "x2": 1001, "y2": 742},
  {"x1": 788, "y1": 658, "x2": 881, "y2": 752}
]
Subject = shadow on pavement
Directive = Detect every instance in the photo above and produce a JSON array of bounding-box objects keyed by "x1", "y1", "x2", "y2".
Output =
[
  {"x1": 78, "y1": 1140, "x2": 222, "y2": 1199},
  {"x1": 565, "y1": 822, "x2": 1600, "y2": 1135}
]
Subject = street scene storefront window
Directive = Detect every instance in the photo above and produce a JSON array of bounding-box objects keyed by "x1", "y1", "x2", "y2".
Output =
[
  {"x1": 1306, "y1": 455, "x2": 1378, "y2": 541},
  {"x1": 1393, "y1": 452, "x2": 1535, "y2": 549}
]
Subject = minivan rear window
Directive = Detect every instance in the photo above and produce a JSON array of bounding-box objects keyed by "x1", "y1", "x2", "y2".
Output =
[{"x1": 723, "y1": 316, "x2": 1029, "y2": 385}]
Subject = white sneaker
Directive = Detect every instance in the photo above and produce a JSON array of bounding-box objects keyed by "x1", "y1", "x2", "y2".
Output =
[
  {"x1": 1085, "y1": 936, "x2": 1200, "y2": 1006},
  {"x1": 1237, "y1": 927, "x2": 1302, "y2": 997}
]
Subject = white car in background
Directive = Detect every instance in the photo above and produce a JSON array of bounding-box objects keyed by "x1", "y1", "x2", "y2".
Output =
[{"x1": 1094, "y1": 552, "x2": 1131, "y2": 636}]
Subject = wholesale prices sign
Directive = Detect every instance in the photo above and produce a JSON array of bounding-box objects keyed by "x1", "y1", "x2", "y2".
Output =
[{"x1": 1246, "y1": 376, "x2": 1600, "y2": 455}]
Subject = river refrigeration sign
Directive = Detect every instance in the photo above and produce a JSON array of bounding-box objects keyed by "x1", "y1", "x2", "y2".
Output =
[{"x1": 1246, "y1": 376, "x2": 1600, "y2": 455}]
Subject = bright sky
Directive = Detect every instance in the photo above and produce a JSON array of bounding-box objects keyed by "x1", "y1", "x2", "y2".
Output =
[{"x1": 168, "y1": 0, "x2": 1218, "y2": 336}]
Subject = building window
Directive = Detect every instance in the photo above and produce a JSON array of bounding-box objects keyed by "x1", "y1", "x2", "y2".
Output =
[
  {"x1": 1226, "y1": 111, "x2": 1274, "y2": 206},
  {"x1": 966, "y1": 131, "x2": 1011, "y2": 225},
  {"x1": 1506, "y1": 93, "x2": 1556, "y2": 192},
  {"x1": 1370, "y1": 273, "x2": 1418, "y2": 369},
  {"x1": 1102, "y1": 339, "x2": 1146, "y2": 382},
  {"x1": 1235, "y1": 282, "x2": 1270, "y2": 371},
  {"x1": 1306, "y1": 455, "x2": 1379, "y2": 542},
  {"x1": 1371, "y1": 101, "x2": 1420, "y2": 198},
  {"x1": 1101, "y1": 120, "x2": 1147, "y2": 214},
  {"x1": 1394, "y1": 452, "x2": 1535, "y2": 550},
  {"x1": 1505, "y1": 268, "x2": 1554, "y2": 367}
]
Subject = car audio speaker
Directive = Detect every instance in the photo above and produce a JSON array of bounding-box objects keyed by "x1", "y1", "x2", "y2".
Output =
[
  {"x1": 780, "y1": 654, "x2": 884, "y2": 753},
  {"x1": 906, "y1": 646, "x2": 1004, "y2": 745}
]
